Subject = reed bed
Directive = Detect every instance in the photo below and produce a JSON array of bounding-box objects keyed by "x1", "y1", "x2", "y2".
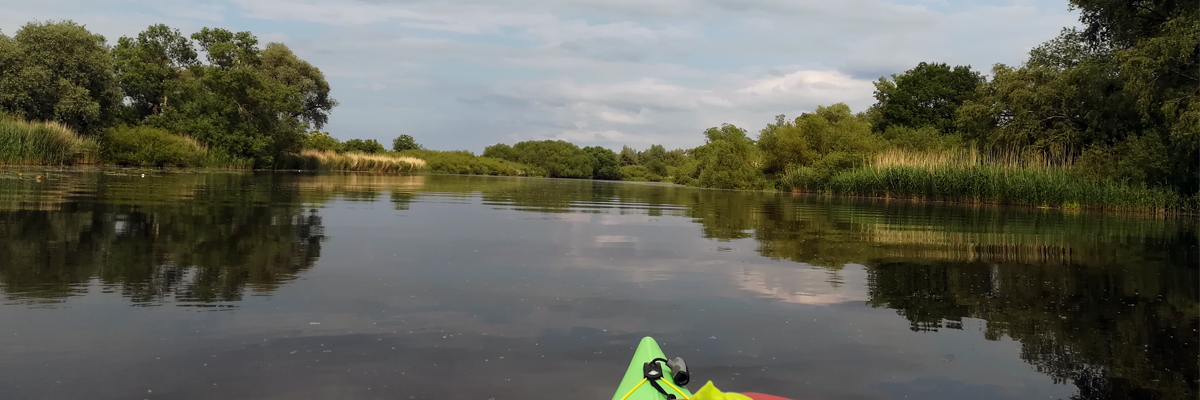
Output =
[
  {"x1": 872, "y1": 147, "x2": 1076, "y2": 170},
  {"x1": 822, "y1": 165, "x2": 1188, "y2": 213},
  {"x1": 783, "y1": 148, "x2": 1193, "y2": 214},
  {"x1": 0, "y1": 118, "x2": 97, "y2": 165},
  {"x1": 294, "y1": 150, "x2": 427, "y2": 172}
]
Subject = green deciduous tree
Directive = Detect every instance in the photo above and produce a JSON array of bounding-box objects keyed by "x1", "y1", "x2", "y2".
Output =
[
  {"x1": 0, "y1": 21, "x2": 121, "y2": 136},
  {"x1": 584, "y1": 146, "x2": 622, "y2": 180},
  {"x1": 117, "y1": 25, "x2": 336, "y2": 166},
  {"x1": 342, "y1": 138, "x2": 384, "y2": 153},
  {"x1": 112, "y1": 24, "x2": 198, "y2": 121},
  {"x1": 693, "y1": 124, "x2": 764, "y2": 189},
  {"x1": 1068, "y1": 0, "x2": 1198, "y2": 193},
  {"x1": 871, "y1": 62, "x2": 983, "y2": 134},
  {"x1": 304, "y1": 130, "x2": 341, "y2": 152},
  {"x1": 259, "y1": 43, "x2": 337, "y2": 130},
  {"x1": 758, "y1": 104, "x2": 881, "y2": 174},
  {"x1": 510, "y1": 140, "x2": 594, "y2": 179},
  {"x1": 482, "y1": 143, "x2": 518, "y2": 162},
  {"x1": 392, "y1": 134, "x2": 420, "y2": 151},
  {"x1": 619, "y1": 145, "x2": 639, "y2": 166}
]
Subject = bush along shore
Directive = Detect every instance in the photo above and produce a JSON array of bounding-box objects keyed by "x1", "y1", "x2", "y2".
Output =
[{"x1": 2, "y1": 4, "x2": 1197, "y2": 216}]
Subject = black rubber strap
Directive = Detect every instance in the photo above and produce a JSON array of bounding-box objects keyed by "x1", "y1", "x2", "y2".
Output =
[{"x1": 647, "y1": 378, "x2": 676, "y2": 399}]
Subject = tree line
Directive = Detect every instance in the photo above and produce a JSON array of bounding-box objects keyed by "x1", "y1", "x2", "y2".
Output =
[
  {"x1": 1, "y1": 21, "x2": 337, "y2": 167},
  {"x1": 666, "y1": 0, "x2": 1196, "y2": 197},
  {"x1": 468, "y1": 0, "x2": 1195, "y2": 203}
]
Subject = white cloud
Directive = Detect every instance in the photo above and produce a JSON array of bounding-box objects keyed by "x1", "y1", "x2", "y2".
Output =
[
  {"x1": 597, "y1": 110, "x2": 649, "y2": 125},
  {"x1": 492, "y1": 78, "x2": 733, "y2": 112}
]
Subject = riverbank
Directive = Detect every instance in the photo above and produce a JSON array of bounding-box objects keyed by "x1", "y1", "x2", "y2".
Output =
[
  {"x1": 777, "y1": 149, "x2": 1198, "y2": 215},
  {"x1": 3, "y1": 118, "x2": 1195, "y2": 215}
]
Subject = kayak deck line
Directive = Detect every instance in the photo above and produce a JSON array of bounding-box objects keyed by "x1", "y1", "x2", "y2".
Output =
[{"x1": 610, "y1": 337, "x2": 694, "y2": 400}]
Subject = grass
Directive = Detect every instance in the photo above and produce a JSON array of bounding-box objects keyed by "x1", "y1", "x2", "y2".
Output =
[
  {"x1": 290, "y1": 150, "x2": 427, "y2": 172},
  {"x1": 395, "y1": 149, "x2": 542, "y2": 176},
  {"x1": 0, "y1": 117, "x2": 97, "y2": 165},
  {"x1": 781, "y1": 148, "x2": 1194, "y2": 214}
]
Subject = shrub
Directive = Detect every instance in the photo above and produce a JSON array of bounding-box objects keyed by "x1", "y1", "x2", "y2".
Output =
[
  {"x1": 621, "y1": 165, "x2": 664, "y2": 182},
  {"x1": 101, "y1": 125, "x2": 206, "y2": 167},
  {"x1": 397, "y1": 149, "x2": 543, "y2": 176}
]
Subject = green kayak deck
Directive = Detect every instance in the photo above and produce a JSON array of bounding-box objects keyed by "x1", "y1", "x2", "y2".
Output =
[{"x1": 610, "y1": 337, "x2": 693, "y2": 400}]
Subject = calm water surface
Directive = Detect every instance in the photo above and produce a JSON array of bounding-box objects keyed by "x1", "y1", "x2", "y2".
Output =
[{"x1": 0, "y1": 170, "x2": 1195, "y2": 400}]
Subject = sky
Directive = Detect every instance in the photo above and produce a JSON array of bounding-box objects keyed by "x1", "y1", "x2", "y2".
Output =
[{"x1": 1, "y1": 0, "x2": 1081, "y2": 153}]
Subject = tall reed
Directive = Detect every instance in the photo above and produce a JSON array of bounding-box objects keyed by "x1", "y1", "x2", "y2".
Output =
[
  {"x1": 821, "y1": 165, "x2": 1189, "y2": 214},
  {"x1": 0, "y1": 118, "x2": 97, "y2": 165},
  {"x1": 784, "y1": 148, "x2": 1193, "y2": 214},
  {"x1": 292, "y1": 150, "x2": 427, "y2": 172}
]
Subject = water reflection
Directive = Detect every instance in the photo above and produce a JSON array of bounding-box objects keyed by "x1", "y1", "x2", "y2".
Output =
[
  {"x1": 0, "y1": 172, "x2": 326, "y2": 305},
  {"x1": 0, "y1": 171, "x2": 1193, "y2": 400}
]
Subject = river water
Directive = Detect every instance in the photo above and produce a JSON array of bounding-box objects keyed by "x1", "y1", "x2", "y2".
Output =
[{"x1": 0, "y1": 170, "x2": 1195, "y2": 400}]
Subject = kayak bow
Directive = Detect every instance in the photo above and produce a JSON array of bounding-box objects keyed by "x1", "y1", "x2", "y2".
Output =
[{"x1": 611, "y1": 337, "x2": 693, "y2": 400}]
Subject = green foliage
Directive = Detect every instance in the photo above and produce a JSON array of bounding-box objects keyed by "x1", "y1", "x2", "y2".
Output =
[
  {"x1": 113, "y1": 24, "x2": 198, "y2": 121},
  {"x1": 777, "y1": 151, "x2": 867, "y2": 191},
  {"x1": 258, "y1": 43, "x2": 337, "y2": 130},
  {"x1": 757, "y1": 104, "x2": 882, "y2": 174},
  {"x1": 342, "y1": 138, "x2": 384, "y2": 154},
  {"x1": 482, "y1": 143, "x2": 517, "y2": 162},
  {"x1": 693, "y1": 124, "x2": 766, "y2": 190},
  {"x1": 871, "y1": 62, "x2": 983, "y2": 134},
  {"x1": 509, "y1": 140, "x2": 594, "y2": 179},
  {"x1": 881, "y1": 126, "x2": 960, "y2": 151},
  {"x1": 392, "y1": 134, "x2": 420, "y2": 151},
  {"x1": 619, "y1": 145, "x2": 639, "y2": 166},
  {"x1": 663, "y1": 148, "x2": 686, "y2": 167},
  {"x1": 583, "y1": 146, "x2": 622, "y2": 180},
  {"x1": 396, "y1": 149, "x2": 541, "y2": 176},
  {"x1": 956, "y1": 3, "x2": 1199, "y2": 194},
  {"x1": 101, "y1": 125, "x2": 206, "y2": 167},
  {"x1": 113, "y1": 25, "x2": 336, "y2": 167},
  {"x1": 672, "y1": 158, "x2": 700, "y2": 185},
  {"x1": 0, "y1": 21, "x2": 121, "y2": 136},
  {"x1": 304, "y1": 130, "x2": 341, "y2": 152},
  {"x1": 621, "y1": 165, "x2": 664, "y2": 182},
  {"x1": 0, "y1": 117, "x2": 96, "y2": 164}
]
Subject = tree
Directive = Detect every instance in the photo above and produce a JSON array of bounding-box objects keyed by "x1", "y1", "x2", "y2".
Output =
[
  {"x1": 392, "y1": 134, "x2": 420, "y2": 151},
  {"x1": 510, "y1": 140, "x2": 594, "y2": 179},
  {"x1": 758, "y1": 104, "x2": 881, "y2": 174},
  {"x1": 0, "y1": 21, "x2": 121, "y2": 136},
  {"x1": 640, "y1": 144, "x2": 669, "y2": 175},
  {"x1": 342, "y1": 138, "x2": 384, "y2": 154},
  {"x1": 112, "y1": 24, "x2": 198, "y2": 121},
  {"x1": 304, "y1": 130, "x2": 341, "y2": 152},
  {"x1": 123, "y1": 26, "x2": 337, "y2": 166},
  {"x1": 693, "y1": 124, "x2": 763, "y2": 189},
  {"x1": 619, "y1": 145, "x2": 640, "y2": 166},
  {"x1": 871, "y1": 62, "x2": 983, "y2": 134},
  {"x1": 584, "y1": 146, "x2": 622, "y2": 180},
  {"x1": 259, "y1": 43, "x2": 337, "y2": 130},
  {"x1": 1068, "y1": 0, "x2": 1198, "y2": 193},
  {"x1": 482, "y1": 143, "x2": 518, "y2": 162}
]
